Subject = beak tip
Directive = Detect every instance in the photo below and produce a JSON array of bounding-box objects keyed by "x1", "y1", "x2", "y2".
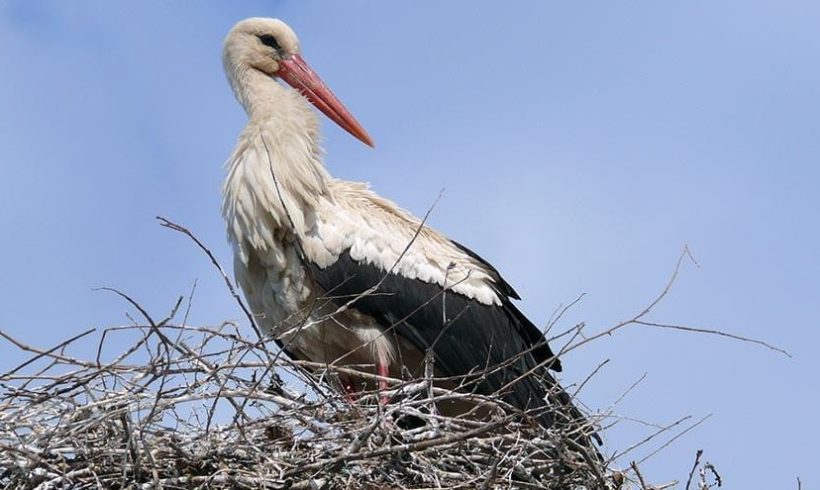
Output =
[
  {"x1": 280, "y1": 55, "x2": 376, "y2": 150},
  {"x1": 355, "y1": 131, "x2": 375, "y2": 148}
]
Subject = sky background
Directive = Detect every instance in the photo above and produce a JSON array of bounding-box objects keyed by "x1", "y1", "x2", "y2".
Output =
[{"x1": 1, "y1": 1, "x2": 818, "y2": 487}]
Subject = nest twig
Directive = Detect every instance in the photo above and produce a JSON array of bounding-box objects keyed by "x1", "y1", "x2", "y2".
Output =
[
  {"x1": 1, "y1": 221, "x2": 756, "y2": 489},
  {"x1": 1, "y1": 317, "x2": 611, "y2": 489}
]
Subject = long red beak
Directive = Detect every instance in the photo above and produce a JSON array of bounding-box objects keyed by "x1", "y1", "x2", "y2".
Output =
[{"x1": 278, "y1": 54, "x2": 374, "y2": 148}]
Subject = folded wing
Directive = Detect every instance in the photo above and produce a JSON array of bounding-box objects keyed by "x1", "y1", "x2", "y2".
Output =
[{"x1": 303, "y1": 181, "x2": 563, "y2": 420}]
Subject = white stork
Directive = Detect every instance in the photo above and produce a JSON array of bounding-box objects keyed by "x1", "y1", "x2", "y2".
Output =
[{"x1": 221, "y1": 17, "x2": 596, "y2": 439}]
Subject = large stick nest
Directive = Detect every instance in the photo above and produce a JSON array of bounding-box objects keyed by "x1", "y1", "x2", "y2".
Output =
[
  {"x1": 1, "y1": 223, "x2": 737, "y2": 489},
  {"x1": 0, "y1": 311, "x2": 616, "y2": 489}
]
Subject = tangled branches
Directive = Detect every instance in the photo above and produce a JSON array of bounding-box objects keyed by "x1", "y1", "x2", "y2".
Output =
[
  {"x1": 2, "y1": 313, "x2": 609, "y2": 489},
  {"x1": 1, "y1": 221, "x2": 761, "y2": 489}
]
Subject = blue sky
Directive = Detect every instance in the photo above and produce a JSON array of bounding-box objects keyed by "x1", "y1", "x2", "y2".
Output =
[{"x1": 1, "y1": 1, "x2": 818, "y2": 486}]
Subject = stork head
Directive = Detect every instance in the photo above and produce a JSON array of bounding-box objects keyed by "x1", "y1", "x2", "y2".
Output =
[{"x1": 224, "y1": 18, "x2": 374, "y2": 147}]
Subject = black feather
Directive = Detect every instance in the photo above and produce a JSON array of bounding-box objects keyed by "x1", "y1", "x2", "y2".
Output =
[
  {"x1": 449, "y1": 240, "x2": 560, "y2": 370},
  {"x1": 309, "y1": 249, "x2": 602, "y2": 450},
  {"x1": 309, "y1": 250, "x2": 563, "y2": 422},
  {"x1": 450, "y1": 240, "x2": 521, "y2": 300}
]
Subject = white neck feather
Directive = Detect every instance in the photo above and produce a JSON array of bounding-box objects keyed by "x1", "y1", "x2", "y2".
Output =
[{"x1": 222, "y1": 66, "x2": 332, "y2": 263}]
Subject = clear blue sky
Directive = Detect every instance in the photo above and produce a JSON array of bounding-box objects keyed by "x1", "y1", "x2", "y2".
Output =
[{"x1": 1, "y1": 2, "x2": 817, "y2": 486}]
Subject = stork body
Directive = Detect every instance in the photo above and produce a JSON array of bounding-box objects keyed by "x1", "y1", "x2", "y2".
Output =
[{"x1": 221, "y1": 18, "x2": 594, "y2": 436}]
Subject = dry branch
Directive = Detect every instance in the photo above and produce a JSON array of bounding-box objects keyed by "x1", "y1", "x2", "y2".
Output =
[
  {"x1": 1, "y1": 226, "x2": 766, "y2": 489},
  {"x1": 1, "y1": 319, "x2": 609, "y2": 489}
]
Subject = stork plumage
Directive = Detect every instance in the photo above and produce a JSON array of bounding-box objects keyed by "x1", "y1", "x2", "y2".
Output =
[{"x1": 221, "y1": 18, "x2": 596, "y2": 441}]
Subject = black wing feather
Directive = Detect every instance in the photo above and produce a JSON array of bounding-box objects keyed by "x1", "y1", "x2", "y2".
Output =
[
  {"x1": 308, "y1": 249, "x2": 562, "y2": 422},
  {"x1": 450, "y1": 240, "x2": 561, "y2": 370},
  {"x1": 449, "y1": 240, "x2": 521, "y2": 300}
]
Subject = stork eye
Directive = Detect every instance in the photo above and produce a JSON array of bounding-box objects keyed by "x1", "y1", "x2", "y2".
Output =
[{"x1": 258, "y1": 34, "x2": 282, "y2": 51}]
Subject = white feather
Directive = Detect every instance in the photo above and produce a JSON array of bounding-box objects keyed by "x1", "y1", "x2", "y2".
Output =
[{"x1": 221, "y1": 17, "x2": 503, "y2": 373}]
